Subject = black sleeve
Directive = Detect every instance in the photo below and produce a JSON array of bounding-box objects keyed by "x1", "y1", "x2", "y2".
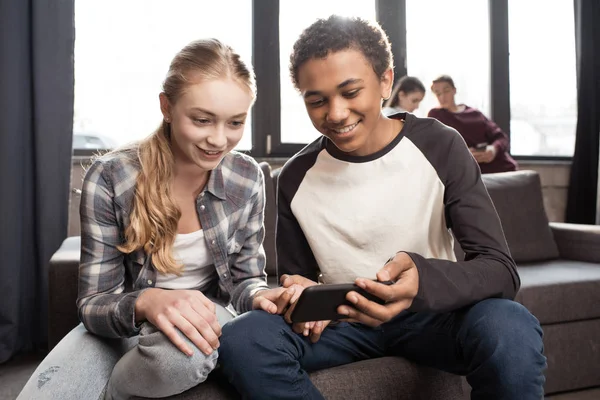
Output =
[
  {"x1": 407, "y1": 132, "x2": 520, "y2": 312},
  {"x1": 275, "y1": 163, "x2": 320, "y2": 283}
]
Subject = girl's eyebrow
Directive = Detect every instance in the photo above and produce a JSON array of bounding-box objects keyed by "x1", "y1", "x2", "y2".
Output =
[{"x1": 189, "y1": 107, "x2": 247, "y2": 118}]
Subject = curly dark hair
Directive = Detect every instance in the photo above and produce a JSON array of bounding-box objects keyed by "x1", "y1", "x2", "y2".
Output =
[{"x1": 289, "y1": 15, "x2": 393, "y2": 89}]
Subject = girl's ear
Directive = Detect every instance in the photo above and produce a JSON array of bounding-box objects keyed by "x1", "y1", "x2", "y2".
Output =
[
  {"x1": 380, "y1": 68, "x2": 394, "y2": 100},
  {"x1": 159, "y1": 93, "x2": 171, "y2": 122}
]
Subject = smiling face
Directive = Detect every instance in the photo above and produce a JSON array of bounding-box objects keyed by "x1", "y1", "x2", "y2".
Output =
[
  {"x1": 160, "y1": 78, "x2": 254, "y2": 171},
  {"x1": 297, "y1": 49, "x2": 395, "y2": 157},
  {"x1": 398, "y1": 90, "x2": 425, "y2": 113}
]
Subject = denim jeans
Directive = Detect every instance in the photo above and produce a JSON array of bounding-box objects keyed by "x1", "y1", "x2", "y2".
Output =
[
  {"x1": 17, "y1": 304, "x2": 235, "y2": 400},
  {"x1": 219, "y1": 298, "x2": 546, "y2": 400}
]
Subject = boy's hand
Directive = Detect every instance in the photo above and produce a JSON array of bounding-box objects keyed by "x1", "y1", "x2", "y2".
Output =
[
  {"x1": 337, "y1": 252, "x2": 419, "y2": 327},
  {"x1": 304, "y1": 319, "x2": 332, "y2": 343},
  {"x1": 279, "y1": 274, "x2": 331, "y2": 342}
]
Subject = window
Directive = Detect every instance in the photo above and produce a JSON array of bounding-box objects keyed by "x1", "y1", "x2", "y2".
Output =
[
  {"x1": 279, "y1": 0, "x2": 377, "y2": 144},
  {"x1": 73, "y1": 1, "x2": 252, "y2": 151},
  {"x1": 73, "y1": 0, "x2": 578, "y2": 159},
  {"x1": 406, "y1": 0, "x2": 491, "y2": 118},
  {"x1": 508, "y1": 0, "x2": 577, "y2": 157}
]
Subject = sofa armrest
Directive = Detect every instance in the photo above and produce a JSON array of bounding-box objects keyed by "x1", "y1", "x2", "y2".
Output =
[
  {"x1": 549, "y1": 222, "x2": 600, "y2": 263},
  {"x1": 48, "y1": 236, "x2": 81, "y2": 350}
]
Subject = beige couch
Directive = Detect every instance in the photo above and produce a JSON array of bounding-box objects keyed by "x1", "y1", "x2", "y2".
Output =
[{"x1": 47, "y1": 165, "x2": 600, "y2": 399}]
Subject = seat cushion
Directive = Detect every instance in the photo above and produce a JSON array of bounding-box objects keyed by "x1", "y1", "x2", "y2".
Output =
[
  {"x1": 516, "y1": 260, "x2": 600, "y2": 324},
  {"x1": 541, "y1": 319, "x2": 600, "y2": 394},
  {"x1": 308, "y1": 357, "x2": 468, "y2": 400},
  {"x1": 482, "y1": 171, "x2": 559, "y2": 263},
  {"x1": 136, "y1": 357, "x2": 468, "y2": 400},
  {"x1": 48, "y1": 236, "x2": 82, "y2": 350}
]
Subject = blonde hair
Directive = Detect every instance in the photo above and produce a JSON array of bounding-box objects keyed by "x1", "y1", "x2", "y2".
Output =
[{"x1": 117, "y1": 39, "x2": 256, "y2": 274}]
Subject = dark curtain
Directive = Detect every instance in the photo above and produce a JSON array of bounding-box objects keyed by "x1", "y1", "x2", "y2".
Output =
[
  {"x1": 0, "y1": 0, "x2": 74, "y2": 362},
  {"x1": 565, "y1": 0, "x2": 600, "y2": 224}
]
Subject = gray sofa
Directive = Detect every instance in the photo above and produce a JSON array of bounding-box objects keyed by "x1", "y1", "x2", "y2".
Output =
[{"x1": 47, "y1": 165, "x2": 600, "y2": 399}]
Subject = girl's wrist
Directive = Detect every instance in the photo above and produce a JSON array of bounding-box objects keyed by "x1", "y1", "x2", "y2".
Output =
[{"x1": 135, "y1": 287, "x2": 159, "y2": 323}]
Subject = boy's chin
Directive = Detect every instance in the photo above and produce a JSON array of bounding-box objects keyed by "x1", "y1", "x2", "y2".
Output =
[{"x1": 329, "y1": 138, "x2": 364, "y2": 155}]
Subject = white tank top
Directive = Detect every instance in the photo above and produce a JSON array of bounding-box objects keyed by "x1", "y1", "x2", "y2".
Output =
[{"x1": 155, "y1": 229, "x2": 216, "y2": 289}]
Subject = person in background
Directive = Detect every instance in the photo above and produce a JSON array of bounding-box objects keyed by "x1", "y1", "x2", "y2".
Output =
[
  {"x1": 428, "y1": 75, "x2": 518, "y2": 174},
  {"x1": 382, "y1": 75, "x2": 426, "y2": 115},
  {"x1": 17, "y1": 38, "x2": 298, "y2": 400}
]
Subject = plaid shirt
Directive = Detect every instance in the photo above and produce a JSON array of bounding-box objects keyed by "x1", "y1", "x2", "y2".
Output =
[{"x1": 77, "y1": 148, "x2": 269, "y2": 338}]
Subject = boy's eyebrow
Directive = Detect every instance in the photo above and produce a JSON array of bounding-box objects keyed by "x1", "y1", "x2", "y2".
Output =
[
  {"x1": 189, "y1": 107, "x2": 247, "y2": 118},
  {"x1": 303, "y1": 78, "x2": 364, "y2": 98}
]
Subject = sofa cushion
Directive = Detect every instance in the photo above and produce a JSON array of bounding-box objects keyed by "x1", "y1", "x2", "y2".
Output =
[
  {"x1": 308, "y1": 357, "x2": 468, "y2": 400},
  {"x1": 481, "y1": 171, "x2": 559, "y2": 263},
  {"x1": 515, "y1": 260, "x2": 600, "y2": 324},
  {"x1": 541, "y1": 319, "x2": 600, "y2": 394},
  {"x1": 134, "y1": 357, "x2": 468, "y2": 400},
  {"x1": 48, "y1": 236, "x2": 81, "y2": 350}
]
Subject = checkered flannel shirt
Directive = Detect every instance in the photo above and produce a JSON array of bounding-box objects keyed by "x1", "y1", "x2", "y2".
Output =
[{"x1": 77, "y1": 148, "x2": 269, "y2": 338}]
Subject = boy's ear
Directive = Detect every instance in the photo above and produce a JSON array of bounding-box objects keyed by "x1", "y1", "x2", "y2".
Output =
[{"x1": 380, "y1": 68, "x2": 394, "y2": 99}]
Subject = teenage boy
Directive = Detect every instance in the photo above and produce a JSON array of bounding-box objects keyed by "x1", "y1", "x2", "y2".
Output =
[{"x1": 219, "y1": 16, "x2": 546, "y2": 400}]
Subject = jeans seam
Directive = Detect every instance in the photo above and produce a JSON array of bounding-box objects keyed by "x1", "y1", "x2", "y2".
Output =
[{"x1": 277, "y1": 329, "x2": 311, "y2": 400}]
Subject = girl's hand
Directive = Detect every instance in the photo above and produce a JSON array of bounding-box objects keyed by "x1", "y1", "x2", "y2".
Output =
[
  {"x1": 135, "y1": 288, "x2": 221, "y2": 356},
  {"x1": 252, "y1": 284, "x2": 304, "y2": 314}
]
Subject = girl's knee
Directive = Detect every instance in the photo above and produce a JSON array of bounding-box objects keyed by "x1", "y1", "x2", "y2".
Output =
[
  {"x1": 110, "y1": 329, "x2": 218, "y2": 398},
  {"x1": 141, "y1": 329, "x2": 218, "y2": 385}
]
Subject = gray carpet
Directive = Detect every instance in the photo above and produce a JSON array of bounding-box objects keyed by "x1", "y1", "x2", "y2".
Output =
[
  {"x1": 1, "y1": 352, "x2": 599, "y2": 400},
  {"x1": 0, "y1": 352, "x2": 46, "y2": 400}
]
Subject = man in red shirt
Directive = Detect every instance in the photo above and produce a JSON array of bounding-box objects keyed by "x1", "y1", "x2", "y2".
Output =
[{"x1": 428, "y1": 75, "x2": 518, "y2": 174}]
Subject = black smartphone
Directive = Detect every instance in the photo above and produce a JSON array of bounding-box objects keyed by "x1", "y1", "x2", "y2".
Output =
[{"x1": 289, "y1": 281, "x2": 394, "y2": 323}]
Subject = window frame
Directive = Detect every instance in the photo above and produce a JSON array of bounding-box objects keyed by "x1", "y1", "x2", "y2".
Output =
[
  {"x1": 249, "y1": 0, "x2": 574, "y2": 160},
  {"x1": 73, "y1": 0, "x2": 575, "y2": 160}
]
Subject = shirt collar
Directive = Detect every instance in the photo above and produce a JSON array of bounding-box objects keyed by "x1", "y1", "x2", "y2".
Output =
[{"x1": 205, "y1": 162, "x2": 227, "y2": 200}]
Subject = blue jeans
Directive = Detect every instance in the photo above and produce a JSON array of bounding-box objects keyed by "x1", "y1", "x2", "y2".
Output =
[
  {"x1": 17, "y1": 304, "x2": 235, "y2": 400},
  {"x1": 219, "y1": 298, "x2": 546, "y2": 400}
]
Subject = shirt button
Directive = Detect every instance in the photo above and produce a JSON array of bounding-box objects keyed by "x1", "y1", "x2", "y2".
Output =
[
  {"x1": 211, "y1": 240, "x2": 216, "y2": 245},
  {"x1": 200, "y1": 192, "x2": 205, "y2": 197},
  {"x1": 200, "y1": 205, "x2": 205, "y2": 211},
  {"x1": 147, "y1": 279, "x2": 153, "y2": 285}
]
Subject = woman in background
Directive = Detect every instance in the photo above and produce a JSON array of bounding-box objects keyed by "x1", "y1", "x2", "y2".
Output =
[
  {"x1": 382, "y1": 75, "x2": 426, "y2": 115},
  {"x1": 428, "y1": 74, "x2": 518, "y2": 174}
]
